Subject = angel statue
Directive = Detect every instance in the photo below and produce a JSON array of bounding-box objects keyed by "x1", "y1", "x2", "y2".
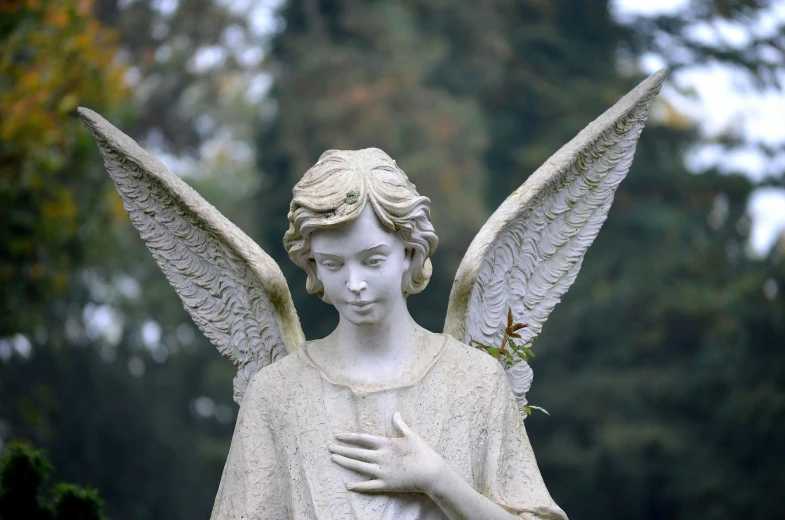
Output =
[{"x1": 78, "y1": 69, "x2": 666, "y2": 519}]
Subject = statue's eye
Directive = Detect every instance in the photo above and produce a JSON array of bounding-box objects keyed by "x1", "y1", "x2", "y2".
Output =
[
  {"x1": 365, "y1": 257, "x2": 385, "y2": 267},
  {"x1": 321, "y1": 260, "x2": 342, "y2": 270}
]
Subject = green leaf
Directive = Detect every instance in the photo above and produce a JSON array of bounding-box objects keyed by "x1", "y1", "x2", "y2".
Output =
[
  {"x1": 528, "y1": 405, "x2": 550, "y2": 416},
  {"x1": 485, "y1": 346, "x2": 500, "y2": 358}
]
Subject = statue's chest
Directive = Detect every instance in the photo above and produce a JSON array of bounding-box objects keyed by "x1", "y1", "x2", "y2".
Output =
[
  {"x1": 261, "y1": 359, "x2": 491, "y2": 519},
  {"x1": 273, "y1": 368, "x2": 486, "y2": 467}
]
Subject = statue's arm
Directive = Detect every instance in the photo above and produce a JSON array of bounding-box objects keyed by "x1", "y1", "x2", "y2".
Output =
[
  {"x1": 211, "y1": 381, "x2": 288, "y2": 519},
  {"x1": 425, "y1": 466, "x2": 523, "y2": 520},
  {"x1": 425, "y1": 368, "x2": 567, "y2": 520}
]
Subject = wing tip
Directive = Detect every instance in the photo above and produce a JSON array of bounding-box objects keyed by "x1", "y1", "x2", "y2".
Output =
[
  {"x1": 76, "y1": 106, "x2": 96, "y2": 119},
  {"x1": 76, "y1": 106, "x2": 108, "y2": 132},
  {"x1": 636, "y1": 68, "x2": 668, "y2": 98},
  {"x1": 76, "y1": 107, "x2": 167, "y2": 177},
  {"x1": 77, "y1": 106, "x2": 127, "y2": 148},
  {"x1": 649, "y1": 67, "x2": 668, "y2": 82}
]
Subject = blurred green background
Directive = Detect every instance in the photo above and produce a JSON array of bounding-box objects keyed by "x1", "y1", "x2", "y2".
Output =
[{"x1": 1, "y1": 0, "x2": 784, "y2": 518}]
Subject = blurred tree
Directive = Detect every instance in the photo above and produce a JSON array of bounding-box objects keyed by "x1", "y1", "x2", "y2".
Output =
[
  {"x1": 0, "y1": 442, "x2": 53, "y2": 520},
  {"x1": 93, "y1": 0, "x2": 266, "y2": 159},
  {"x1": 0, "y1": 0, "x2": 128, "y2": 338},
  {"x1": 0, "y1": 442, "x2": 107, "y2": 520},
  {"x1": 618, "y1": 0, "x2": 785, "y2": 188},
  {"x1": 1, "y1": 0, "x2": 254, "y2": 518}
]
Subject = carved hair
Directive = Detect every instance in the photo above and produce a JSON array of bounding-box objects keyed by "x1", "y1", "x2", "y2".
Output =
[{"x1": 284, "y1": 148, "x2": 439, "y2": 299}]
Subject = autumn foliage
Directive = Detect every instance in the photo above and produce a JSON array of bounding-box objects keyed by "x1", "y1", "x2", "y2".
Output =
[{"x1": 0, "y1": 0, "x2": 129, "y2": 335}]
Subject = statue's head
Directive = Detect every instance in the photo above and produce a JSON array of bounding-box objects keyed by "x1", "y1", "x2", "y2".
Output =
[{"x1": 284, "y1": 148, "x2": 439, "y2": 308}]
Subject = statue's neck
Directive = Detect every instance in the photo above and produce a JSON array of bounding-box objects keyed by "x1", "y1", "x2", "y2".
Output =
[
  {"x1": 305, "y1": 294, "x2": 445, "y2": 392},
  {"x1": 336, "y1": 297, "x2": 417, "y2": 359},
  {"x1": 309, "y1": 295, "x2": 439, "y2": 389}
]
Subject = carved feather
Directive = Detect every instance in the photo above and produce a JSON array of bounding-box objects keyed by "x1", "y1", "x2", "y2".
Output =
[
  {"x1": 78, "y1": 108, "x2": 305, "y2": 404},
  {"x1": 444, "y1": 69, "x2": 667, "y2": 411}
]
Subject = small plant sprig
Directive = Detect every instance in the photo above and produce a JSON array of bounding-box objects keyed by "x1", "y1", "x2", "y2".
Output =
[
  {"x1": 472, "y1": 307, "x2": 549, "y2": 417},
  {"x1": 473, "y1": 307, "x2": 533, "y2": 366}
]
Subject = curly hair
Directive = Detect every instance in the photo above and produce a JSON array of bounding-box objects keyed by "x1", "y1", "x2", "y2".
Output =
[{"x1": 283, "y1": 148, "x2": 439, "y2": 299}]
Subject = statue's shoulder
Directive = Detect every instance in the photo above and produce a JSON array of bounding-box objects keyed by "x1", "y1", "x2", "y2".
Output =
[
  {"x1": 433, "y1": 335, "x2": 512, "y2": 406},
  {"x1": 245, "y1": 347, "x2": 310, "y2": 396},
  {"x1": 439, "y1": 334, "x2": 507, "y2": 379}
]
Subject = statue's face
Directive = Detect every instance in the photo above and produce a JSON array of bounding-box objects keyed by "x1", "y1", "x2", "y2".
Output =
[{"x1": 310, "y1": 206, "x2": 411, "y2": 326}]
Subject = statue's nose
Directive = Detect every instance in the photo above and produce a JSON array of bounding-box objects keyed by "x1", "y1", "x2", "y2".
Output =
[{"x1": 346, "y1": 268, "x2": 367, "y2": 293}]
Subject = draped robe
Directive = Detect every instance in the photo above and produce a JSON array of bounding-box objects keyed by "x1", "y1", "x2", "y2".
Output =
[{"x1": 211, "y1": 335, "x2": 567, "y2": 520}]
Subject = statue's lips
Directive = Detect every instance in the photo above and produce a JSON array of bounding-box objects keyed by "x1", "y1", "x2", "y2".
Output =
[{"x1": 348, "y1": 301, "x2": 375, "y2": 308}]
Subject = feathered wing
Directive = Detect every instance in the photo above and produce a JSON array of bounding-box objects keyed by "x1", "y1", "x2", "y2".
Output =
[
  {"x1": 78, "y1": 108, "x2": 305, "y2": 404},
  {"x1": 444, "y1": 69, "x2": 667, "y2": 412}
]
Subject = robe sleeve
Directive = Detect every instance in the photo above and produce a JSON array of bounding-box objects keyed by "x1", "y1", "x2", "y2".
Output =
[
  {"x1": 211, "y1": 377, "x2": 289, "y2": 520},
  {"x1": 481, "y1": 366, "x2": 568, "y2": 520}
]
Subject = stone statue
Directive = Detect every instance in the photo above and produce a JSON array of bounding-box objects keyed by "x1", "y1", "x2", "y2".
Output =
[{"x1": 78, "y1": 69, "x2": 666, "y2": 519}]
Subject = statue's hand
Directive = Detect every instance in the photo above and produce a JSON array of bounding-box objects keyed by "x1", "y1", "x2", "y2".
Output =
[{"x1": 329, "y1": 412, "x2": 446, "y2": 494}]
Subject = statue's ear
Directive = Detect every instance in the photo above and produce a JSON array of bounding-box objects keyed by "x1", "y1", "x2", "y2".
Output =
[{"x1": 401, "y1": 248, "x2": 415, "y2": 295}]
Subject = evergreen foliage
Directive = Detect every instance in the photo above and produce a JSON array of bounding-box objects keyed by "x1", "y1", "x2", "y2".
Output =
[{"x1": 0, "y1": 442, "x2": 106, "y2": 520}]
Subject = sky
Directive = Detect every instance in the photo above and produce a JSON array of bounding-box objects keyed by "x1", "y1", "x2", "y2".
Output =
[{"x1": 612, "y1": 0, "x2": 785, "y2": 256}]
